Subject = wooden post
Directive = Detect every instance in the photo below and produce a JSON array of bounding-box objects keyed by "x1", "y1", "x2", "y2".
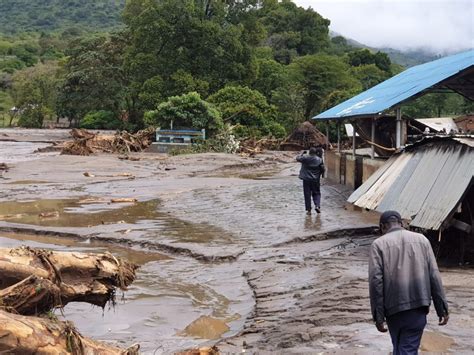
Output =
[
  {"x1": 337, "y1": 121, "x2": 341, "y2": 153},
  {"x1": 371, "y1": 117, "x2": 375, "y2": 159},
  {"x1": 352, "y1": 122, "x2": 356, "y2": 157},
  {"x1": 396, "y1": 108, "x2": 402, "y2": 148},
  {"x1": 326, "y1": 121, "x2": 330, "y2": 148}
]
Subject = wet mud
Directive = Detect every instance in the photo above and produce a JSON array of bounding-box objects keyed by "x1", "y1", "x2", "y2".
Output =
[{"x1": 1, "y1": 131, "x2": 473, "y2": 354}]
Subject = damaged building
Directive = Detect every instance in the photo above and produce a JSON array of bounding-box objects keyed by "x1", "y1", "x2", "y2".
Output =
[
  {"x1": 312, "y1": 50, "x2": 474, "y2": 262},
  {"x1": 348, "y1": 136, "x2": 473, "y2": 263}
]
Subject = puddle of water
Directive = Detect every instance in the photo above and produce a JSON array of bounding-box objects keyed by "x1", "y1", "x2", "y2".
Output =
[
  {"x1": 181, "y1": 316, "x2": 230, "y2": 339},
  {"x1": 0, "y1": 198, "x2": 236, "y2": 245},
  {"x1": 0, "y1": 233, "x2": 253, "y2": 353},
  {"x1": 420, "y1": 331, "x2": 455, "y2": 352}
]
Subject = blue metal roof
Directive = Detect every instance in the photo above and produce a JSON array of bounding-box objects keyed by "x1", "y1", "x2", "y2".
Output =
[{"x1": 314, "y1": 49, "x2": 474, "y2": 120}]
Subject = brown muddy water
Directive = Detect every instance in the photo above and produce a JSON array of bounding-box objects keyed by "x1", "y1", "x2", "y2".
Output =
[{"x1": 2, "y1": 138, "x2": 470, "y2": 353}]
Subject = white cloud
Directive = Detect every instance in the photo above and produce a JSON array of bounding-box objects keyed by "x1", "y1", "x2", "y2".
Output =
[{"x1": 293, "y1": 0, "x2": 474, "y2": 54}]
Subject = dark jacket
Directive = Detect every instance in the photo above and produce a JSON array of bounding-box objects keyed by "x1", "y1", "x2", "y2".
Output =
[
  {"x1": 296, "y1": 153, "x2": 325, "y2": 182},
  {"x1": 368, "y1": 227, "x2": 449, "y2": 324}
]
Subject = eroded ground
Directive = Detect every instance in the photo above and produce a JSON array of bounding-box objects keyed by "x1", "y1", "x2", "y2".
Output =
[{"x1": 1, "y1": 129, "x2": 473, "y2": 354}]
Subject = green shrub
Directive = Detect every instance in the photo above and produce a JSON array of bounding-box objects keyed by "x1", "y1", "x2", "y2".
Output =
[
  {"x1": 18, "y1": 106, "x2": 45, "y2": 128},
  {"x1": 80, "y1": 110, "x2": 121, "y2": 130},
  {"x1": 144, "y1": 92, "x2": 223, "y2": 136},
  {"x1": 262, "y1": 121, "x2": 286, "y2": 138}
]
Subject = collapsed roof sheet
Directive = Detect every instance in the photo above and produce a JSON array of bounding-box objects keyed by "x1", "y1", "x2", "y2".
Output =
[
  {"x1": 348, "y1": 137, "x2": 474, "y2": 230},
  {"x1": 415, "y1": 117, "x2": 458, "y2": 133}
]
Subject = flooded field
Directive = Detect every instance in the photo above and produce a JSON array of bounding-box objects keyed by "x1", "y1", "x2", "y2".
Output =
[{"x1": 1, "y1": 131, "x2": 472, "y2": 354}]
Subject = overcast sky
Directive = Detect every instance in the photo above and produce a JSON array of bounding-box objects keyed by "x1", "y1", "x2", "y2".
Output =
[{"x1": 294, "y1": 0, "x2": 474, "y2": 54}]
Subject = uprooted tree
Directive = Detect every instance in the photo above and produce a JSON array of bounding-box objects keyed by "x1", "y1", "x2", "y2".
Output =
[{"x1": 0, "y1": 247, "x2": 140, "y2": 354}]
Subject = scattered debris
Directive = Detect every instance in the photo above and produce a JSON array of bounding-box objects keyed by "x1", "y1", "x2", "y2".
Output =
[
  {"x1": 238, "y1": 137, "x2": 281, "y2": 157},
  {"x1": 83, "y1": 172, "x2": 135, "y2": 179},
  {"x1": 118, "y1": 155, "x2": 141, "y2": 161},
  {"x1": 0, "y1": 163, "x2": 9, "y2": 171},
  {"x1": 38, "y1": 211, "x2": 60, "y2": 219},
  {"x1": 111, "y1": 198, "x2": 138, "y2": 204},
  {"x1": 61, "y1": 128, "x2": 155, "y2": 156}
]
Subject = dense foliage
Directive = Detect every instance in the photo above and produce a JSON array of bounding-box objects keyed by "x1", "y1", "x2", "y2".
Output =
[
  {"x1": 0, "y1": 0, "x2": 471, "y2": 134},
  {"x1": 0, "y1": 0, "x2": 125, "y2": 33}
]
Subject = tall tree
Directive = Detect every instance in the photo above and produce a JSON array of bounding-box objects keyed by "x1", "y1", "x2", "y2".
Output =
[{"x1": 288, "y1": 54, "x2": 361, "y2": 118}]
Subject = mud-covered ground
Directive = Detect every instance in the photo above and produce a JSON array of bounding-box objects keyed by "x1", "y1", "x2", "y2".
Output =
[{"x1": 1, "y1": 129, "x2": 473, "y2": 354}]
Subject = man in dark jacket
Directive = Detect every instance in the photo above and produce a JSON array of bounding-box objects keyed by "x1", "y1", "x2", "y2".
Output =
[
  {"x1": 369, "y1": 211, "x2": 449, "y2": 355},
  {"x1": 296, "y1": 147, "x2": 325, "y2": 215}
]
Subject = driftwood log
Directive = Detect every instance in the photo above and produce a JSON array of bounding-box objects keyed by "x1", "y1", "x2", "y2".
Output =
[
  {"x1": 0, "y1": 247, "x2": 138, "y2": 308},
  {"x1": 0, "y1": 310, "x2": 140, "y2": 354},
  {"x1": 0, "y1": 247, "x2": 140, "y2": 353}
]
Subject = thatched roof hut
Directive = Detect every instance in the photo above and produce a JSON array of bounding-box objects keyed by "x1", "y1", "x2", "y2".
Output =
[{"x1": 280, "y1": 121, "x2": 329, "y2": 151}]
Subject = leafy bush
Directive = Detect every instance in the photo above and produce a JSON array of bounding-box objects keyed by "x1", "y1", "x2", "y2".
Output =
[
  {"x1": 18, "y1": 106, "x2": 45, "y2": 128},
  {"x1": 208, "y1": 85, "x2": 285, "y2": 138},
  {"x1": 262, "y1": 121, "x2": 286, "y2": 138},
  {"x1": 80, "y1": 110, "x2": 122, "y2": 130},
  {"x1": 144, "y1": 92, "x2": 223, "y2": 136}
]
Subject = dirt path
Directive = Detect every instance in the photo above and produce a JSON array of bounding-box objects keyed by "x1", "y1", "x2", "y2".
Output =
[{"x1": 1, "y1": 131, "x2": 473, "y2": 354}]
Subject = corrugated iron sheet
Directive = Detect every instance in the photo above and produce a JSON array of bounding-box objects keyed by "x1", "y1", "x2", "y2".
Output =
[
  {"x1": 314, "y1": 50, "x2": 474, "y2": 120},
  {"x1": 415, "y1": 117, "x2": 458, "y2": 133},
  {"x1": 348, "y1": 138, "x2": 474, "y2": 230}
]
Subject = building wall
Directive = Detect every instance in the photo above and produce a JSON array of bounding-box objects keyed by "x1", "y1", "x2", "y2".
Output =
[{"x1": 325, "y1": 150, "x2": 386, "y2": 190}]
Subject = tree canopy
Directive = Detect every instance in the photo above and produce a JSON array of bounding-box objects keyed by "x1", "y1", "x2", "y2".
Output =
[{"x1": 1, "y1": 0, "x2": 468, "y2": 135}]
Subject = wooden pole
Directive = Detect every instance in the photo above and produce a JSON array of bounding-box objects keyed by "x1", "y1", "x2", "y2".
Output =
[
  {"x1": 326, "y1": 121, "x2": 330, "y2": 148},
  {"x1": 352, "y1": 122, "x2": 356, "y2": 157},
  {"x1": 371, "y1": 117, "x2": 375, "y2": 159},
  {"x1": 337, "y1": 121, "x2": 341, "y2": 153},
  {"x1": 396, "y1": 107, "x2": 402, "y2": 148}
]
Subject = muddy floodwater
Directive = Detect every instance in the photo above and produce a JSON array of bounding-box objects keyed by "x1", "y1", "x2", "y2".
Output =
[{"x1": 1, "y1": 131, "x2": 473, "y2": 354}]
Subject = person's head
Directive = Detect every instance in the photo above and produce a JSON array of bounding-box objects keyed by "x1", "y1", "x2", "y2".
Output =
[
  {"x1": 309, "y1": 147, "x2": 318, "y2": 155},
  {"x1": 315, "y1": 147, "x2": 324, "y2": 157},
  {"x1": 379, "y1": 210, "x2": 403, "y2": 234}
]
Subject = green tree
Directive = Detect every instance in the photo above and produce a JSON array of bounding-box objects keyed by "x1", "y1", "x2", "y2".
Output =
[
  {"x1": 351, "y1": 64, "x2": 390, "y2": 90},
  {"x1": 10, "y1": 61, "x2": 60, "y2": 127},
  {"x1": 123, "y1": 0, "x2": 257, "y2": 97},
  {"x1": 289, "y1": 54, "x2": 361, "y2": 118},
  {"x1": 252, "y1": 58, "x2": 287, "y2": 99},
  {"x1": 258, "y1": 0, "x2": 330, "y2": 63},
  {"x1": 144, "y1": 92, "x2": 223, "y2": 136},
  {"x1": 208, "y1": 85, "x2": 285, "y2": 137},
  {"x1": 57, "y1": 33, "x2": 132, "y2": 126},
  {"x1": 348, "y1": 49, "x2": 392, "y2": 73}
]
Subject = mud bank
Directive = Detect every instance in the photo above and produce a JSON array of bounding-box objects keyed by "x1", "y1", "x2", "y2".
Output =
[{"x1": 1, "y1": 131, "x2": 472, "y2": 354}]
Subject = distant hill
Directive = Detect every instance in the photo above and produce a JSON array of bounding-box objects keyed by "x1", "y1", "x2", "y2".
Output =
[
  {"x1": 0, "y1": 0, "x2": 126, "y2": 34},
  {"x1": 376, "y1": 48, "x2": 441, "y2": 67},
  {"x1": 329, "y1": 30, "x2": 441, "y2": 67}
]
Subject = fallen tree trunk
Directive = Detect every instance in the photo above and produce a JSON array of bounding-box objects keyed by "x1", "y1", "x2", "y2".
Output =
[
  {"x1": 0, "y1": 247, "x2": 138, "y2": 309},
  {"x1": 0, "y1": 275, "x2": 61, "y2": 315},
  {"x1": 0, "y1": 310, "x2": 140, "y2": 354}
]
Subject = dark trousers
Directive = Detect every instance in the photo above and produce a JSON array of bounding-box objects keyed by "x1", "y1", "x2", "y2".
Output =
[
  {"x1": 386, "y1": 307, "x2": 427, "y2": 355},
  {"x1": 303, "y1": 180, "x2": 321, "y2": 211}
]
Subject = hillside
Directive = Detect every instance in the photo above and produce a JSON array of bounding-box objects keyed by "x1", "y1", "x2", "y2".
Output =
[{"x1": 0, "y1": 0, "x2": 126, "y2": 33}]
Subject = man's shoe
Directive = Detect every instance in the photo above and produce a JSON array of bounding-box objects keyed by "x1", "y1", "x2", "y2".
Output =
[
  {"x1": 315, "y1": 207, "x2": 321, "y2": 214},
  {"x1": 306, "y1": 210, "x2": 312, "y2": 215}
]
